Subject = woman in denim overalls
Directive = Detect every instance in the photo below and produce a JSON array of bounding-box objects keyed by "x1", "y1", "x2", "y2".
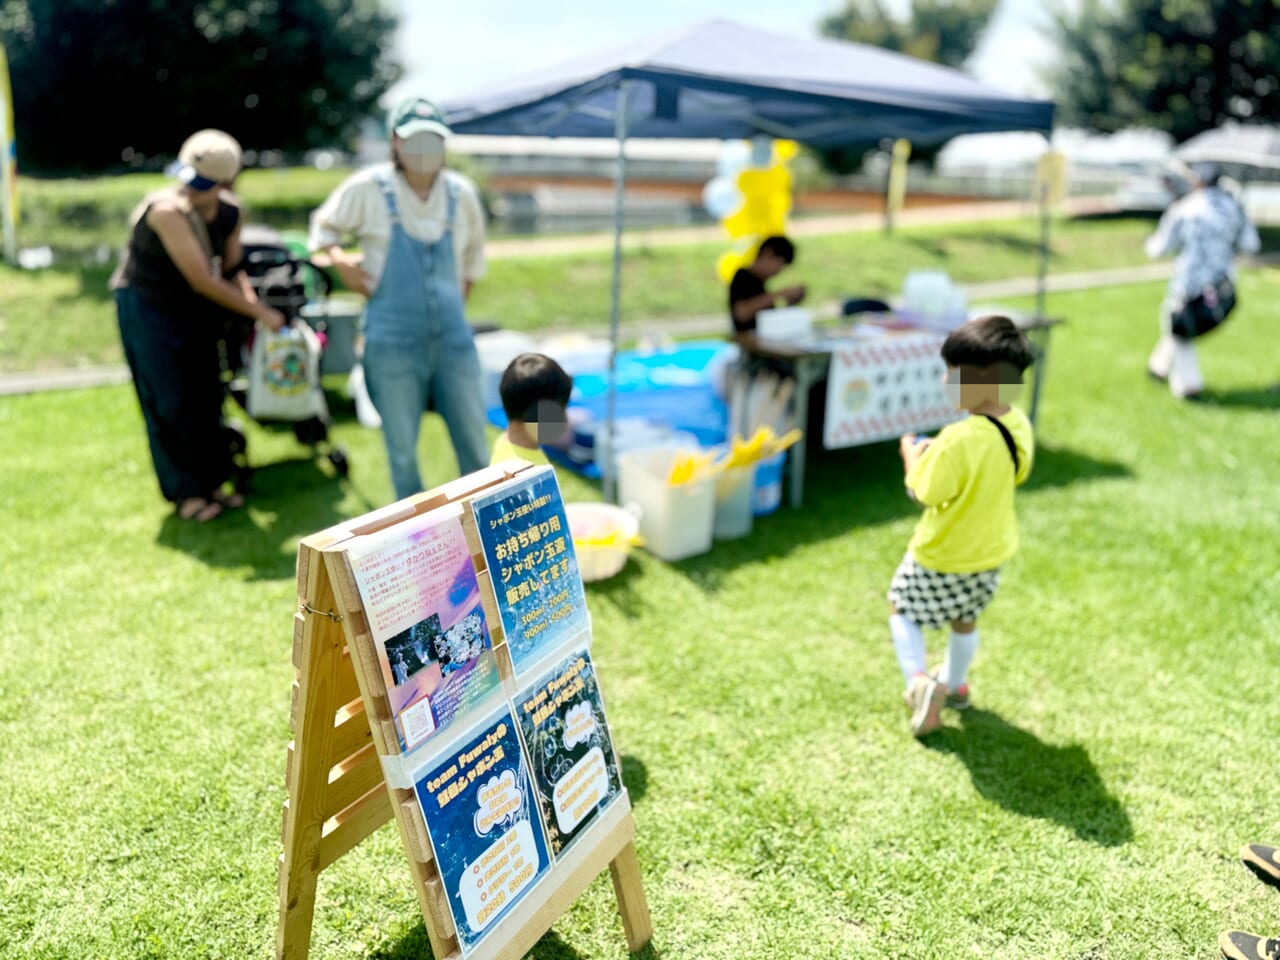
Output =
[{"x1": 315, "y1": 97, "x2": 489, "y2": 501}]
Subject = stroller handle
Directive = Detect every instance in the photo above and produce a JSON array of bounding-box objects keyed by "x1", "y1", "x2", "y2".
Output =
[{"x1": 242, "y1": 244, "x2": 335, "y2": 299}]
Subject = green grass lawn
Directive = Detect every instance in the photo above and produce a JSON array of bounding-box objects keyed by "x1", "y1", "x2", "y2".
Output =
[
  {"x1": 0, "y1": 215, "x2": 1222, "y2": 373},
  {"x1": 2, "y1": 274, "x2": 1278, "y2": 958}
]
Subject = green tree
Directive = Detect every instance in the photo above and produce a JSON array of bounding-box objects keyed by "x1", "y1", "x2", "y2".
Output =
[
  {"x1": 0, "y1": 0, "x2": 400, "y2": 174},
  {"x1": 819, "y1": 0, "x2": 1000, "y2": 69},
  {"x1": 815, "y1": 0, "x2": 1000, "y2": 173},
  {"x1": 1046, "y1": 0, "x2": 1280, "y2": 142}
]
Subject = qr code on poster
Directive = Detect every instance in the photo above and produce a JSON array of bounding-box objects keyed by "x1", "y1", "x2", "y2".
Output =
[{"x1": 401, "y1": 698, "x2": 436, "y2": 748}]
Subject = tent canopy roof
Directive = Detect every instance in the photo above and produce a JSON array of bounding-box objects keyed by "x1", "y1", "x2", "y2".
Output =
[{"x1": 441, "y1": 19, "x2": 1054, "y2": 149}]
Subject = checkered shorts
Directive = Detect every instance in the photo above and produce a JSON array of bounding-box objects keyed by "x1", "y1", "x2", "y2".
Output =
[{"x1": 886, "y1": 553, "x2": 1001, "y2": 629}]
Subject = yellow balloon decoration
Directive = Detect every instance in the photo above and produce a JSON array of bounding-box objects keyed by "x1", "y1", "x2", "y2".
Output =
[
  {"x1": 773, "y1": 139, "x2": 800, "y2": 162},
  {"x1": 716, "y1": 241, "x2": 759, "y2": 283},
  {"x1": 711, "y1": 139, "x2": 798, "y2": 281}
]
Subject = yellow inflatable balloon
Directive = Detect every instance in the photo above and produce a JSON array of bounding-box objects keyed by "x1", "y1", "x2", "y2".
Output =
[
  {"x1": 711, "y1": 138, "x2": 800, "y2": 282},
  {"x1": 715, "y1": 240, "x2": 759, "y2": 283},
  {"x1": 736, "y1": 164, "x2": 792, "y2": 198},
  {"x1": 773, "y1": 139, "x2": 800, "y2": 163}
]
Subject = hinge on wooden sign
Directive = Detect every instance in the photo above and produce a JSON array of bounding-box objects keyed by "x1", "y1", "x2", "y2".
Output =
[{"x1": 299, "y1": 602, "x2": 343, "y2": 623}]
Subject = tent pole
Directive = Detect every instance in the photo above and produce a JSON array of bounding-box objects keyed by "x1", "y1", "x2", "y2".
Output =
[
  {"x1": 1036, "y1": 180, "x2": 1049, "y2": 320},
  {"x1": 603, "y1": 80, "x2": 630, "y2": 504}
]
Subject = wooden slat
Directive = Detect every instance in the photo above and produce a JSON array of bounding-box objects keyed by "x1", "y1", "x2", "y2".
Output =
[
  {"x1": 421, "y1": 874, "x2": 457, "y2": 943},
  {"x1": 324, "y1": 704, "x2": 373, "y2": 768},
  {"x1": 459, "y1": 508, "x2": 488, "y2": 573},
  {"x1": 316, "y1": 786, "x2": 394, "y2": 872},
  {"x1": 323, "y1": 742, "x2": 385, "y2": 817},
  {"x1": 476, "y1": 568, "x2": 505, "y2": 645},
  {"x1": 399, "y1": 797, "x2": 433, "y2": 864}
]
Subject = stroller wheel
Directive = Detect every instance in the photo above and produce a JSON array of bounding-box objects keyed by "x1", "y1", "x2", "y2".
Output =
[{"x1": 328, "y1": 447, "x2": 350, "y2": 478}]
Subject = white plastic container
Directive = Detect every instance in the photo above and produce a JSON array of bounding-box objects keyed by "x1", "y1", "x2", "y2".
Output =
[
  {"x1": 594, "y1": 422, "x2": 699, "y2": 480},
  {"x1": 616, "y1": 446, "x2": 714, "y2": 562},
  {"x1": 756, "y1": 306, "x2": 814, "y2": 341},
  {"x1": 564, "y1": 502, "x2": 640, "y2": 582},
  {"x1": 713, "y1": 465, "x2": 755, "y2": 539}
]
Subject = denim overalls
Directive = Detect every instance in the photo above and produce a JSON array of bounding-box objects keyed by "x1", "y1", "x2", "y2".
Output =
[{"x1": 361, "y1": 170, "x2": 488, "y2": 500}]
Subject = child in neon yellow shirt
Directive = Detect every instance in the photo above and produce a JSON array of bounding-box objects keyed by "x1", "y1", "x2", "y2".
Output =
[
  {"x1": 889, "y1": 315, "x2": 1035, "y2": 737},
  {"x1": 490, "y1": 353, "x2": 573, "y2": 468}
]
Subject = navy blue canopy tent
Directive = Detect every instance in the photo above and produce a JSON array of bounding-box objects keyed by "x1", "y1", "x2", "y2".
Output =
[
  {"x1": 444, "y1": 19, "x2": 1053, "y2": 146},
  {"x1": 441, "y1": 19, "x2": 1056, "y2": 494}
]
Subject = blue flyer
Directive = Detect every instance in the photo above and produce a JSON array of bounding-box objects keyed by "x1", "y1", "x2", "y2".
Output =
[
  {"x1": 414, "y1": 706, "x2": 551, "y2": 955},
  {"x1": 468, "y1": 466, "x2": 589, "y2": 677},
  {"x1": 514, "y1": 647, "x2": 623, "y2": 859}
]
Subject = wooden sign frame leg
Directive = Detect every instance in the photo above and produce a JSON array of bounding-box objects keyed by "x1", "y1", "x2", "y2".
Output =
[{"x1": 610, "y1": 841, "x2": 652, "y2": 953}]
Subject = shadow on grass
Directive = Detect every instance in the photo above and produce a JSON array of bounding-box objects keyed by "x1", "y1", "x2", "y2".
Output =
[
  {"x1": 156, "y1": 455, "x2": 352, "y2": 580},
  {"x1": 621, "y1": 754, "x2": 649, "y2": 804},
  {"x1": 925, "y1": 708, "x2": 1133, "y2": 847},
  {"x1": 661, "y1": 439, "x2": 1130, "y2": 592},
  {"x1": 370, "y1": 927, "x2": 590, "y2": 960},
  {"x1": 1020, "y1": 442, "x2": 1131, "y2": 491},
  {"x1": 582, "y1": 552, "x2": 649, "y2": 618},
  {"x1": 903, "y1": 228, "x2": 1045, "y2": 260},
  {"x1": 371, "y1": 923, "x2": 666, "y2": 960},
  {"x1": 1195, "y1": 385, "x2": 1280, "y2": 410}
]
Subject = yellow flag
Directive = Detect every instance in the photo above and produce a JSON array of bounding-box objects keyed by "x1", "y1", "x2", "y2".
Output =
[
  {"x1": 886, "y1": 138, "x2": 911, "y2": 220},
  {"x1": 1035, "y1": 151, "x2": 1067, "y2": 208}
]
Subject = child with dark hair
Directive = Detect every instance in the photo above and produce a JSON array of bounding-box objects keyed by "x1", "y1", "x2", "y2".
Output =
[
  {"x1": 490, "y1": 353, "x2": 574, "y2": 467},
  {"x1": 887, "y1": 315, "x2": 1036, "y2": 737},
  {"x1": 728, "y1": 235, "x2": 806, "y2": 334}
]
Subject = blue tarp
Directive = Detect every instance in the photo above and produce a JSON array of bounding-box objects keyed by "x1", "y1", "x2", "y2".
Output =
[
  {"x1": 442, "y1": 19, "x2": 1054, "y2": 149},
  {"x1": 487, "y1": 342, "x2": 731, "y2": 479}
]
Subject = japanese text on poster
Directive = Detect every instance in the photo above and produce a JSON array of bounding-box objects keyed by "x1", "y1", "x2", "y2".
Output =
[
  {"x1": 414, "y1": 709, "x2": 551, "y2": 955},
  {"x1": 470, "y1": 468, "x2": 587, "y2": 676}
]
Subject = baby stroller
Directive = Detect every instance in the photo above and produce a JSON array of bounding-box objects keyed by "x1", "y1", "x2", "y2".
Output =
[{"x1": 220, "y1": 243, "x2": 350, "y2": 487}]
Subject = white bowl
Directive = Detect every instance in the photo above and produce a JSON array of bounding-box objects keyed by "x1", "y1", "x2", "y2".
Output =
[{"x1": 565, "y1": 502, "x2": 640, "y2": 582}]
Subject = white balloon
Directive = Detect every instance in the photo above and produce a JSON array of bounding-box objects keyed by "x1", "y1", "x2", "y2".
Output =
[
  {"x1": 716, "y1": 140, "x2": 752, "y2": 178},
  {"x1": 702, "y1": 176, "x2": 745, "y2": 219}
]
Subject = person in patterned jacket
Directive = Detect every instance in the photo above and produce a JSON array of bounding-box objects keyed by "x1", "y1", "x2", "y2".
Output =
[{"x1": 1145, "y1": 162, "x2": 1260, "y2": 399}]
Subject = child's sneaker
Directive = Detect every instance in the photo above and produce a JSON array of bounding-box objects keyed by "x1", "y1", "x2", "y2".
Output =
[
  {"x1": 1242, "y1": 844, "x2": 1280, "y2": 891},
  {"x1": 905, "y1": 673, "x2": 945, "y2": 737},
  {"x1": 1219, "y1": 930, "x2": 1280, "y2": 960},
  {"x1": 928, "y1": 668, "x2": 971, "y2": 710}
]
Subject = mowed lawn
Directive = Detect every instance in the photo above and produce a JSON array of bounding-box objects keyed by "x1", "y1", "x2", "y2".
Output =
[
  {"x1": 0, "y1": 214, "x2": 1186, "y2": 373},
  {"x1": 1, "y1": 275, "x2": 1278, "y2": 959}
]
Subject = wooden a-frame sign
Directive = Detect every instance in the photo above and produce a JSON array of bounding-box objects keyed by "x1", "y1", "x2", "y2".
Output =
[{"x1": 276, "y1": 462, "x2": 652, "y2": 960}]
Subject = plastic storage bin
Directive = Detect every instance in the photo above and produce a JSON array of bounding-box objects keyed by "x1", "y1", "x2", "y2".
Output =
[
  {"x1": 753, "y1": 451, "x2": 786, "y2": 516},
  {"x1": 713, "y1": 465, "x2": 755, "y2": 539},
  {"x1": 616, "y1": 447, "x2": 714, "y2": 562}
]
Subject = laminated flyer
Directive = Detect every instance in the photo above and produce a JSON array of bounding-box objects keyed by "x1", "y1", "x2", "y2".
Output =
[
  {"x1": 513, "y1": 647, "x2": 623, "y2": 859},
  {"x1": 414, "y1": 705, "x2": 551, "y2": 955},
  {"x1": 468, "y1": 466, "x2": 588, "y2": 677},
  {"x1": 345, "y1": 503, "x2": 500, "y2": 752}
]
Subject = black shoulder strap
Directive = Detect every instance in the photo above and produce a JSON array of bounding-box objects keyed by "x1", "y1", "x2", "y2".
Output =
[{"x1": 980, "y1": 414, "x2": 1019, "y2": 475}]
